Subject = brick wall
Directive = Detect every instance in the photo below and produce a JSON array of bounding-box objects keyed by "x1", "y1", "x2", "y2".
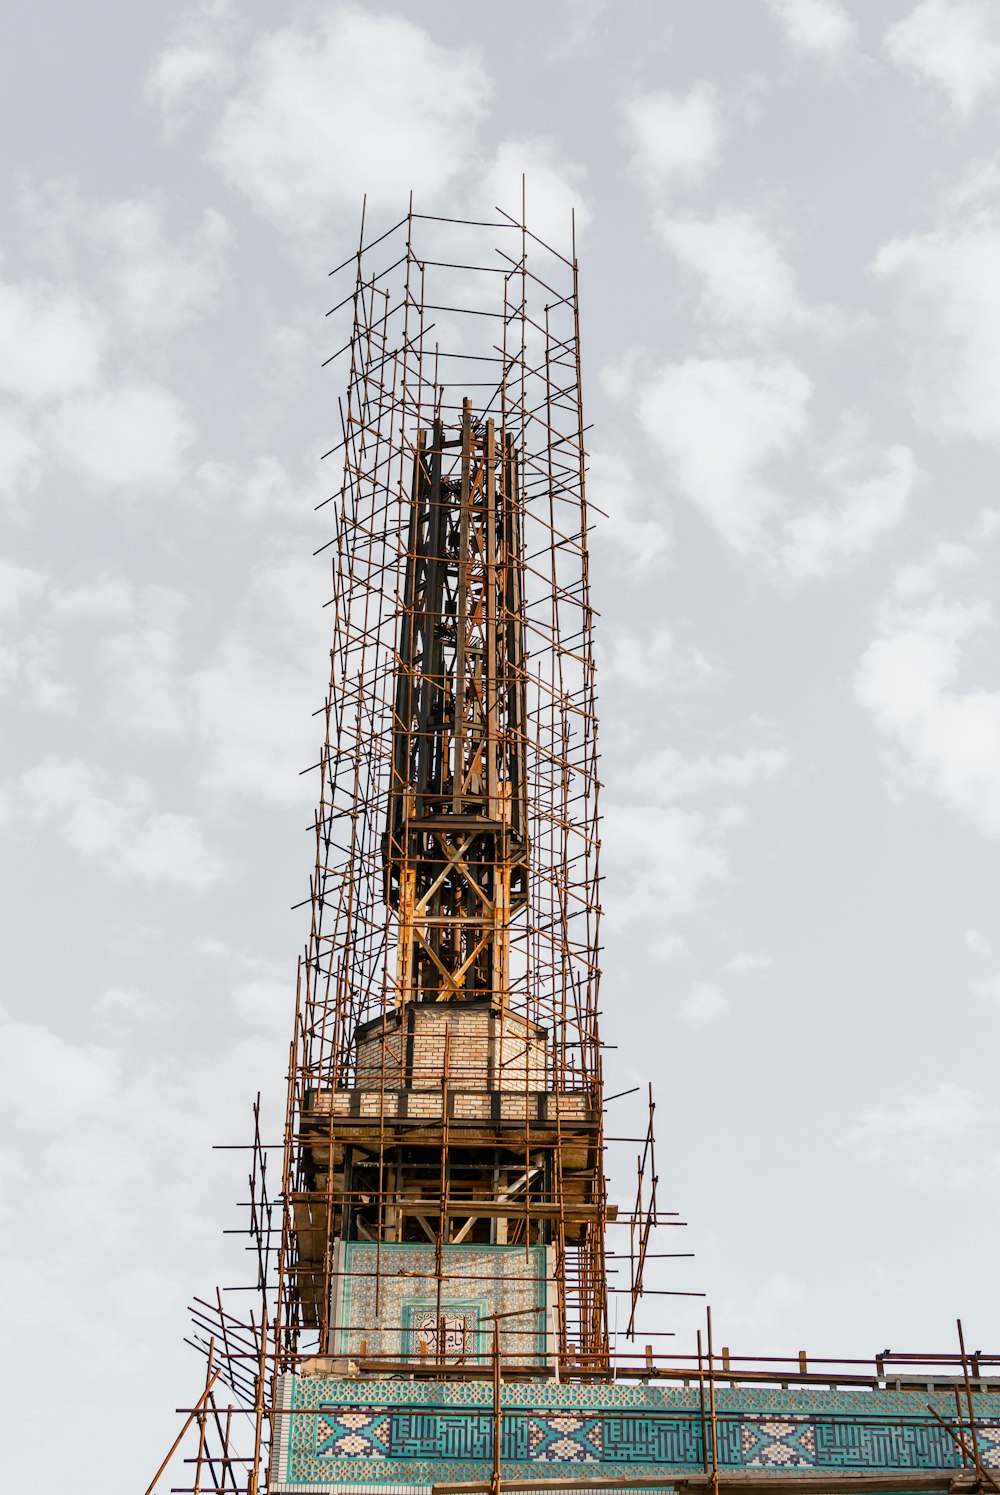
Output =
[{"x1": 352, "y1": 1003, "x2": 548, "y2": 1093}]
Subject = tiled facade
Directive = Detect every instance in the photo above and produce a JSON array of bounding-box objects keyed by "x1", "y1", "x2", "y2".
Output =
[
  {"x1": 330, "y1": 1241, "x2": 554, "y2": 1367},
  {"x1": 270, "y1": 1376, "x2": 1000, "y2": 1490}
]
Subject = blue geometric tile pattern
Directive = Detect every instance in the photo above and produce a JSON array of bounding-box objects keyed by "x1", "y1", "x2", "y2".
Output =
[
  {"x1": 812, "y1": 1416, "x2": 957, "y2": 1468},
  {"x1": 271, "y1": 1374, "x2": 1000, "y2": 1490},
  {"x1": 739, "y1": 1417, "x2": 816, "y2": 1467},
  {"x1": 314, "y1": 1410, "x2": 391, "y2": 1459},
  {"x1": 387, "y1": 1412, "x2": 496, "y2": 1461},
  {"x1": 527, "y1": 1413, "x2": 602, "y2": 1462}
]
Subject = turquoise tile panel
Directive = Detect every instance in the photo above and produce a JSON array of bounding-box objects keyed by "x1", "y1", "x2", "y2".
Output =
[{"x1": 272, "y1": 1375, "x2": 1000, "y2": 1490}]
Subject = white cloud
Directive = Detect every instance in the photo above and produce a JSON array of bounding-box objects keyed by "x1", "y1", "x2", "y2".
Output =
[
  {"x1": 52, "y1": 383, "x2": 195, "y2": 490},
  {"x1": 949, "y1": 155, "x2": 1000, "y2": 208},
  {"x1": 602, "y1": 802, "x2": 732, "y2": 924},
  {"x1": 890, "y1": 536, "x2": 975, "y2": 600},
  {"x1": 964, "y1": 928, "x2": 993, "y2": 956},
  {"x1": 0, "y1": 1020, "x2": 118, "y2": 1133},
  {"x1": 0, "y1": 409, "x2": 41, "y2": 502},
  {"x1": 8, "y1": 550, "x2": 325, "y2": 802},
  {"x1": 656, "y1": 208, "x2": 843, "y2": 340},
  {"x1": 11, "y1": 755, "x2": 224, "y2": 888},
  {"x1": 18, "y1": 633, "x2": 74, "y2": 712},
  {"x1": 620, "y1": 742, "x2": 790, "y2": 800},
  {"x1": 885, "y1": 0, "x2": 1000, "y2": 115},
  {"x1": 16, "y1": 182, "x2": 231, "y2": 337},
  {"x1": 127, "y1": 813, "x2": 225, "y2": 886},
  {"x1": 779, "y1": 442, "x2": 918, "y2": 577},
  {"x1": 0, "y1": 605, "x2": 70, "y2": 709},
  {"x1": 194, "y1": 453, "x2": 326, "y2": 518},
  {"x1": 620, "y1": 84, "x2": 724, "y2": 193},
  {"x1": 874, "y1": 213, "x2": 1000, "y2": 443},
  {"x1": 191, "y1": 553, "x2": 328, "y2": 802},
  {"x1": 855, "y1": 533, "x2": 1000, "y2": 835},
  {"x1": 52, "y1": 577, "x2": 134, "y2": 620},
  {"x1": 232, "y1": 965, "x2": 293, "y2": 1043},
  {"x1": 96, "y1": 985, "x2": 158, "y2": 1023},
  {"x1": 723, "y1": 951, "x2": 774, "y2": 975},
  {"x1": 602, "y1": 738, "x2": 788, "y2": 926},
  {"x1": 142, "y1": 1, "x2": 245, "y2": 136},
  {"x1": 637, "y1": 354, "x2": 807, "y2": 551},
  {"x1": 972, "y1": 972, "x2": 1000, "y2": 1001},
  {"x1": 146, "y1": 42, "x2": 235, "y2": 126},
  {"x1": 85, "y1": 200, "x2": 232, "y2": 335},
  {"x1": 637, "y1": 356, "x2": 916, "y2": 575},
  {"x1": 598, "y1": 623, "x2": 719, "y2": 693},
  {"x1": 0, "y1": 578, "x2": 140, "y2": 713},
  {"x1": 99, "y1": 586, "x2": 188, "y2": 736},
  {"x1": 679, "y1": 981, "x2": 728, "y2": 1025},
  {"x1": 0, "y1": 278, "x2": 106, "y2": 402},
  {"x1": 766, "y1": 0, "x2": 857, "y2": 58},
  {"x1": 651, "y1": 931, "x2": 688, "y2": 962},
  {"x1": 482, "y1": 137, "x2": 590, "y2": 248},
  {"x1": 0, "y1": 558, "x2": 46, "y2": 615},
  {"x1": 845, "y1": 1082, "x2": 996, "y2": 1154},
  {"x1": 589, "y1": 450, "x2": 671, "y2": 570},
  {"x1": 0, "y1": 991, "x2": 288, "y2": 1376},
  {"x1": 600, "y1": 346, "x2": 650, "y2": 406},
  {"x1": 0, "y1": 645, "x2": 17, "y2": 695},
  {"x1": 208, "y1": 10, "x2": 491, "y2": 232}
]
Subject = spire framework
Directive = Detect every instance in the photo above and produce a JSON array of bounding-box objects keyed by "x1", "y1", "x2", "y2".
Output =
[{"x1": 384, "y1": 403, "x2": 529, "y2": 1008}]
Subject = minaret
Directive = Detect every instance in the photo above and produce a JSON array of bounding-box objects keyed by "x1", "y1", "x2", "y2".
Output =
[
  {"x1": 293, "y1": 369, "x2": 607, "y2": 1375},
  {"x1": 310, "y1": 384, "x2": 602, "y2": 1369},
  {"x1": 158, "y1": 204, "x2": 1000, "y2": 1495},
  {"x1": 165, "y1": 205, "x2": 612, "y2": 1495}
]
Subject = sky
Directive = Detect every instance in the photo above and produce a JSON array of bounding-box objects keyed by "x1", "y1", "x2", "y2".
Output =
[{"x1": 3, "y1": 0, "x2": 1000, "y2": 1487}]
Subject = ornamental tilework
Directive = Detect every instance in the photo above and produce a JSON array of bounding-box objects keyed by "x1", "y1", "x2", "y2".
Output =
[
  {"x1": 388, "y1": 1412, "x2": 494, "y2": 1461},
  {"x1": 812, "y1": 1418, "x2": 956, "y2": 1468},
  {"x1": 527, "y1": 1414, "x2": 602, "y2": 1462},
  {"x1": 740, "y1": 1418, "x2": 817, "y2": 1467},
  {"x1": 270, "y1": 1374, "x2": 1000, "y2": 1491},
  {"x1": 599, "y1": 1415, "x2": 725, "y2": 1465},
  {"x1": 331, "y1": 1242, "x2": 551, "y2": 1367},
  {"x1": 315, "y1": 1411, "x2": 391, "y2": 1459},
  {"x1": 980, "y1": 1425, "x2": 1000, "y2": 1469}
]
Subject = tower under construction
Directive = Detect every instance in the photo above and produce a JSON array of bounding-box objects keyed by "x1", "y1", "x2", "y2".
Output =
[{"x1": 151, "y1": 205, "x2": 1000, "y2": 1495}]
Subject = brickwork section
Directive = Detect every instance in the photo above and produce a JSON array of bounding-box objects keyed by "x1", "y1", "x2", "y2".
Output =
[
  {"x1": 321, "y1": 1089, "x2": 591, "y2": 1121},
  {"x1": 354, "y1": 1002, "x2": 546, "y2": 1094},
  {"x1": 356, "y1": 1025, "x2": 404, "y2": 1087}
]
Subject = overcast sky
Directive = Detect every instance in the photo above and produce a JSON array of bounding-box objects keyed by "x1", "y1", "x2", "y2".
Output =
[{"x1": 3, "y1": 0, "x2": 1000, "y2": 1487}]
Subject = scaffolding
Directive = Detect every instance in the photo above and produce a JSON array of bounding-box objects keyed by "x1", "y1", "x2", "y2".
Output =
[
  {"x1": 149, "y1": 200, "x2": 622, "y2": 1488},
  {"x1": 147, "y1": 203, "x2": 1000, "y2": 1495},
  {"x1": 282, "y1": 198, "x2": 610, "y2": 1371}
]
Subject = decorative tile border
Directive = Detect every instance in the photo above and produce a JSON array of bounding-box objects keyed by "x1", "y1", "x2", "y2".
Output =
[{"x1": 270, "y1": 1376, "x2": 1000, "y2": 1489}]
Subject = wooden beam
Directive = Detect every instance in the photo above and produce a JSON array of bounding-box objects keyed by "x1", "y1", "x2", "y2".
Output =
[{"x1": 431, "y1": 1475, "x2": 976, "y2": 1495}]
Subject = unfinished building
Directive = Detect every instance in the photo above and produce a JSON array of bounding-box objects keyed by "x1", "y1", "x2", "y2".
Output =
[{"x1": 149, "y1": 205, "x2": 1000, "y2": 1495}]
